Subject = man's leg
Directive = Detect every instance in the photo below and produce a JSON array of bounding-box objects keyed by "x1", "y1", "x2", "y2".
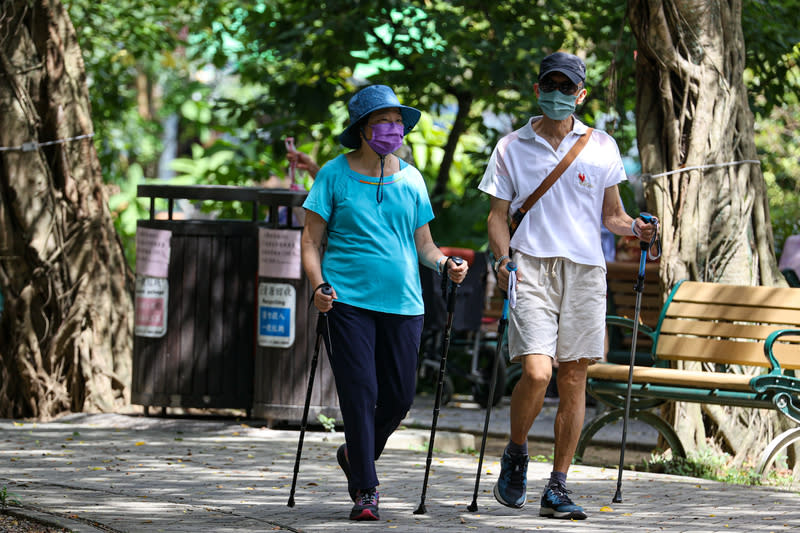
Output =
[
  {"x1": 495, "y1": 353, "x2": 552, "y2": 508},
  {"x1": 509, "y1": 353, "x2": 554, "y2": 445},
  {"x1": 538, "y1": 358, "x2": 590, "y2": 520},
  {"x1": 551, "y1": 358, "x2": 589, "y2": 473}
]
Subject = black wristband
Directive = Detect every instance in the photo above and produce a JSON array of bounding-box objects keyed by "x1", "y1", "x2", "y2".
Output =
[{"x1": 313, "y1": 283, "x2": 330, "y2": 298}]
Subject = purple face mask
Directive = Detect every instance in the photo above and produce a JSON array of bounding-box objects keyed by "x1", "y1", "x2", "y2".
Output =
[{"x1": 365, "y1": 122, "x2": 404, "y2": 155}]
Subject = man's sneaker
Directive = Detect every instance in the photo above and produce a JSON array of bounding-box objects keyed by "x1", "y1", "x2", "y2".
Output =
[
  {"x1": 336, "y1": 444, "x2": 357, "y2": 502},
  {"x1": 539, "y1": 483, "x2": 587, "y2": 520},
  {"x1": 493, "y1": 449, "x2": 529, "y2": 508},
  {"x1": 349, "y1": 487, "x2": 379, "y2": 521}
]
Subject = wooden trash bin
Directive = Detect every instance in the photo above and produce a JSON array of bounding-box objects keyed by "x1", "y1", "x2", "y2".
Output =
[
  {"x1": 132, "y1": 185, "x2": 259, "y2": 415},
  {"x1": 251, "y1": 190, "x2": 340, "y2": 425}
]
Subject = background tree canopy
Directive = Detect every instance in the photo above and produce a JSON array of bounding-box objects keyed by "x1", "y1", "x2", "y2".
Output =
[
  {"x1": 71, "y1": 0, "x2": 799, "y2": 258},
  {"x1": 1, "y1": 0, "x2": 797, "y2": 421}
]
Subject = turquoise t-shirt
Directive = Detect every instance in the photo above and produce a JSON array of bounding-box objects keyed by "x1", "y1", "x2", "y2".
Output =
[{"x1": 303, "y1": 154, "x2": 434, "y2": 315}]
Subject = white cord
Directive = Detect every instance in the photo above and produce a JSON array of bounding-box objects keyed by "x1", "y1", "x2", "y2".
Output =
[
  {"x1": 508, "y1": 270, "x2": 517, "y2": 309},
  {"x1": 645, "y1": 159, "x2": 760, "y2": 180}
]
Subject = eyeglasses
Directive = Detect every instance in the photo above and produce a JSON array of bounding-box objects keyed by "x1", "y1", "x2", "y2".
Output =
[{"x1": 539, "y1": 78, "x2": 580, "y2": 95}]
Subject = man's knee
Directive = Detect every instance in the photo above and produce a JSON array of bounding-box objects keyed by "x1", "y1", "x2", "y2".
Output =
[
  {"x1": 518, "y1": 361, "x2": 552, "y2": 390},
  {"x1": 555, "y1": 360, "x2": 589, "y2": 390}
]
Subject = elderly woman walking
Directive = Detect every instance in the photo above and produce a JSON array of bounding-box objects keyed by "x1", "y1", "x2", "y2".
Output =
[{"x1": 301, "y1": 84, "x2": 467, "y2": 521}]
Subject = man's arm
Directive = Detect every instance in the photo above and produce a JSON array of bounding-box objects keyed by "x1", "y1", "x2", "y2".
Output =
[
  {"x1": 488, "y1": 195, "x2": 515, "y2": 287},
  {"x1": 602, "y1": 184, "x2": 656, "y2": 242}
]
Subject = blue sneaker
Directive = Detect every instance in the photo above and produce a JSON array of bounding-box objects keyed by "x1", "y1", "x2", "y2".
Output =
[
  {"x1": 539, "y1": 483, "x2": 587, "y2": 520},
  {"x1": 493, "y1": 450, "x2": 528, "y2": 508}
]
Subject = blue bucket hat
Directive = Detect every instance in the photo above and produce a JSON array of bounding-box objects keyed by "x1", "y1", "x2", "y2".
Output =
[{"x1": 339, "y1": 85, "x2": 421, "y2": 149}]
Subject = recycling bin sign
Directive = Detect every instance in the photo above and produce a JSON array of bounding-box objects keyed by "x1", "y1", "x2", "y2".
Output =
[{"x1": 258, "y1": 282, "x2": 296, "y2": 348}]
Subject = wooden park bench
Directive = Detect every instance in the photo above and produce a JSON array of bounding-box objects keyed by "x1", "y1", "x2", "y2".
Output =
[
  {"x1": 578, "y1": 280, "x2": 800, "y2": 477},
  {"x1": 605, "y1": 261, "x2": 661, "y2": 364}
]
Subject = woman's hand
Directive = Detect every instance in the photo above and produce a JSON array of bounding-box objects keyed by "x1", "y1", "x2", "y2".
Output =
[
  {"x1": 286, "y1": 150, "x2": 320, "y2": 178},
  {"x1": 445, "y1": 257, "x2": 468, "y2": 284},
  {"x1": 313, "y1": 284, "x2": 337, "y2": 313}
]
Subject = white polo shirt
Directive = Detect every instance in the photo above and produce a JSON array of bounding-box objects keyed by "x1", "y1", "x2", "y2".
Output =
[{"x1": 478, "y1": 116, "x2": 627, "y2": 269}]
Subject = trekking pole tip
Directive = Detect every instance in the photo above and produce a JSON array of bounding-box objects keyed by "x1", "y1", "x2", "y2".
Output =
[
  {"x1": 467, "y1": 501, "x2": 478, "y2": 512},
  {"x1": 612, "y1": 489, "x2": 622, "y2": 503},
  {"x1": 287, "y1": 497, "x2": 295, "y2": 507},
  {"x1": 413, "y1": 503, "x2": 427, "y2": 515}
]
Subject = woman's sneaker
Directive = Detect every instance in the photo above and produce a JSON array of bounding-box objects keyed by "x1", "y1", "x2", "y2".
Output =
[
  {"x1": 349, "y1": 487, "x2": 380, "y2": 521},
  {"x1": 336, "y1": 444, "x2": 357, "y2": 502},
  {"x1": 493, "y1": 449, "x2": 528, "y2": 508},
  {"x1": 539, "y1": 482, "x2": 587, "y2": 520}
]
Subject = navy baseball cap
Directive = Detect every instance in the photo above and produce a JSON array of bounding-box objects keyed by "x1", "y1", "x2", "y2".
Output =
[{"x1": 538, "y1": 52, "x2": 586, "y2": 85}]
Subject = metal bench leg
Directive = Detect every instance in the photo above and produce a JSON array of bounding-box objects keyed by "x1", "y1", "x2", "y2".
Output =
[
  {"x1": 576, "y1": 408, "x2": 686, "y2": 462},
  {"x1": 757, "y1": 427, "x2": 800, "y2": 478}
]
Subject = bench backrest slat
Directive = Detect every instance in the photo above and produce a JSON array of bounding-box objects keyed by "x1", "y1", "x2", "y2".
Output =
[
  {"x1": 670, "y1": 282, "x2": 800, "y2": 309},
  {"x1": 659, "y1": 318, "x2": 800, "y2": 341},
  {"x1": 656, "y1": 335, "x2": 800, "y2": 369},
  {"x1": 664, "y1": 302, "x2": 800, "y2": 325},
  {"x1": 655, "y1": 281, "x2": 800, "y2": 369}
]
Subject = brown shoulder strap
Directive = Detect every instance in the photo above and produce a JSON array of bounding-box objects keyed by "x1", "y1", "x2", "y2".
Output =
[{"x1": 518, "y1": 127, "x2": 594, "y2": 215}]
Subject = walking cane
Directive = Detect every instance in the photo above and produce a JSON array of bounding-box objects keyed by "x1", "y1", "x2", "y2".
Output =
[
  {"x1": 613, "y1": 214, "x2": 659, "y2": 503},
  {"x1": 468, "y1": 261, "x2": 517, "y2": 512},
  {"x1": 288, "y1": 284, "x2": 333, "y2": 508},
  {"x1": 414, "y1": 256, "x2": 464, "y2": 515}
]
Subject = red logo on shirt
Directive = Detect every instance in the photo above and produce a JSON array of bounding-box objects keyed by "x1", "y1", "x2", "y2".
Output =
[{"x1": 579, "y1": 173, "x2": 586, "y2": 182}]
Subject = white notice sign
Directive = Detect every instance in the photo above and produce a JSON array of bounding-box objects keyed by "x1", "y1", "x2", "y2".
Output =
[
  {"x1": 257, "y1": 282, "x2": 296, "y2": 348},
  {"x1": 136, "y1": 227, "x2": 172, "y2": 278},
  {"x1": 135, "y1": 276, "x2": 168, "y2": 338},
  {"x1": 258, "y1": 228, "x2": 301, "y2": 279}
]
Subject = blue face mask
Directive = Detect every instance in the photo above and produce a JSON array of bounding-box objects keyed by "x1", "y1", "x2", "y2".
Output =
[{"x1": 538, "y1": 90, "x2": 578, "y2": 121}]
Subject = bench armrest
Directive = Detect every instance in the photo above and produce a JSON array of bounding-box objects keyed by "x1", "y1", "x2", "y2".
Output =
[
  {"x1": 606, "y1": 315, "x2": 657, "y2": 342},
  {"x1": 605, "y1": 314, "x2": 657, "y2": 366},
  {"x1": 764, "y1": 328, "x2": 800, "y2": 372}
]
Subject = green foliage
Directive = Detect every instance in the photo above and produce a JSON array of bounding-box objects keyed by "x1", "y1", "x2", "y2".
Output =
[
  {"x1": 640, "y1": 446, "x2": 796, "y2": 488},
  {"x1": 317, "y1": 413, "x2": 337, "y2": 433},
  {"x1": 640, "y1": 448, "x2": 767, "y2": 486},
  {"x1": 742, "y1": 1, "x2": 800, "y2": 115},
  {"x1": 753, "y1": 82, "x2": 800, "y2": 256},
  {"x1": 0, "y1": 486, "x2": 21, "y2": 509},
  {"x1": 68, "y1": 0, "x2": 800, "y2": 263}
]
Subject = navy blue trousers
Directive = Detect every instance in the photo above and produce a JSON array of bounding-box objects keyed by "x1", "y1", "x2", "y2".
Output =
[{"x1": 322, "y1": 302, "x2": 423, "y2": 491}]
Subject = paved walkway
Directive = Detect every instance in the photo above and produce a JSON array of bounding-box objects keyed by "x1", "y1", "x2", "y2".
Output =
[{"x1": 1, "y1": 396, "x2": 798, "y2": 532}]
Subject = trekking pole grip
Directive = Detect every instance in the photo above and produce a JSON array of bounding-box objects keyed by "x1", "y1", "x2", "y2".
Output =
[{"x1": 444, "y1": 256, "x2": 463, "y2": 312}]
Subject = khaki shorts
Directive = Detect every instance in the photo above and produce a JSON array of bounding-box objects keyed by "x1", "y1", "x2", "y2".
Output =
[{"x1": 507, "y1": 254, "x2": 606, "y2": 364}]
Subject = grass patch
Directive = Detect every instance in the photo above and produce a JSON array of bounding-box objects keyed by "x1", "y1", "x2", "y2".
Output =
[{"x1": 636, "y1": 446, "x2": 797, "y2": 488}]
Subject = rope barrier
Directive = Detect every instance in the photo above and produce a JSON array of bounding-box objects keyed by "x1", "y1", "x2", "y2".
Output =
[
  {"x1": 0, "y1": 133, "x2": 94, "y2": 153},
  {"x1": 643, "y1": 159, "x2": 761, "y2": 180}
]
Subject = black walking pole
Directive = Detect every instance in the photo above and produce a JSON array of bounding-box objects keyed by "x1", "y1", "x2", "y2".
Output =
[
  {"x1": 613, "y1": 214, "x2": 659, "y2": 503},
  {"x1": 468, "y1": 260, "x2": 517, "y2": 512},
  {"x1": 288, "y1": 284, "x2": 333, "y2": 508},
  {"x1": 414, "y1": 256, "x2": 463, "y2": 515}
]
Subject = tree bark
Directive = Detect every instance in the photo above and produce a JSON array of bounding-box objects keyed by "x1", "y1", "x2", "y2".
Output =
[
  {"x1": 628, "y1": 0, "x2": 789, "y2": 466},
  {"x1": 0, "y1": 0, "x2": 133, "y2": 419}
]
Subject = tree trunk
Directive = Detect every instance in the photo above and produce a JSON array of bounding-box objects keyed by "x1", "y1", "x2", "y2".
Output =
[
  {"x1": 0, "y1": 0, "x2": 133, "y2": 419},
  {"x1": 628, "y1": 0, "x2": 789, "y2": 466},
  {"x1": 431, "y1": 90, "x2": 473, "y2": 214}
]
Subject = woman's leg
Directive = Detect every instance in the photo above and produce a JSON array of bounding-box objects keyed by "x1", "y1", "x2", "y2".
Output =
[
  {"x1": 372, "y1": 313, "x2": 424, "y2": 460},
  {"x1": 324, "y1": 303, "x2": 379, "y2": 490}
]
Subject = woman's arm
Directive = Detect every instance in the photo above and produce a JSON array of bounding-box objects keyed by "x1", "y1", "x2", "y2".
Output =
[
  {"x1": 414, "y1": 224, "x2": 468, "y2": 283},
  {"x1": 301, "y1": 210, "x2": 335, "y2": 311}
]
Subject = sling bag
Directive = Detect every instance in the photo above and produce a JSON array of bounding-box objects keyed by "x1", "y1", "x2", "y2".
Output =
[{"x1": 509, "y1": 127, "x2": 594, "y2": 236}]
